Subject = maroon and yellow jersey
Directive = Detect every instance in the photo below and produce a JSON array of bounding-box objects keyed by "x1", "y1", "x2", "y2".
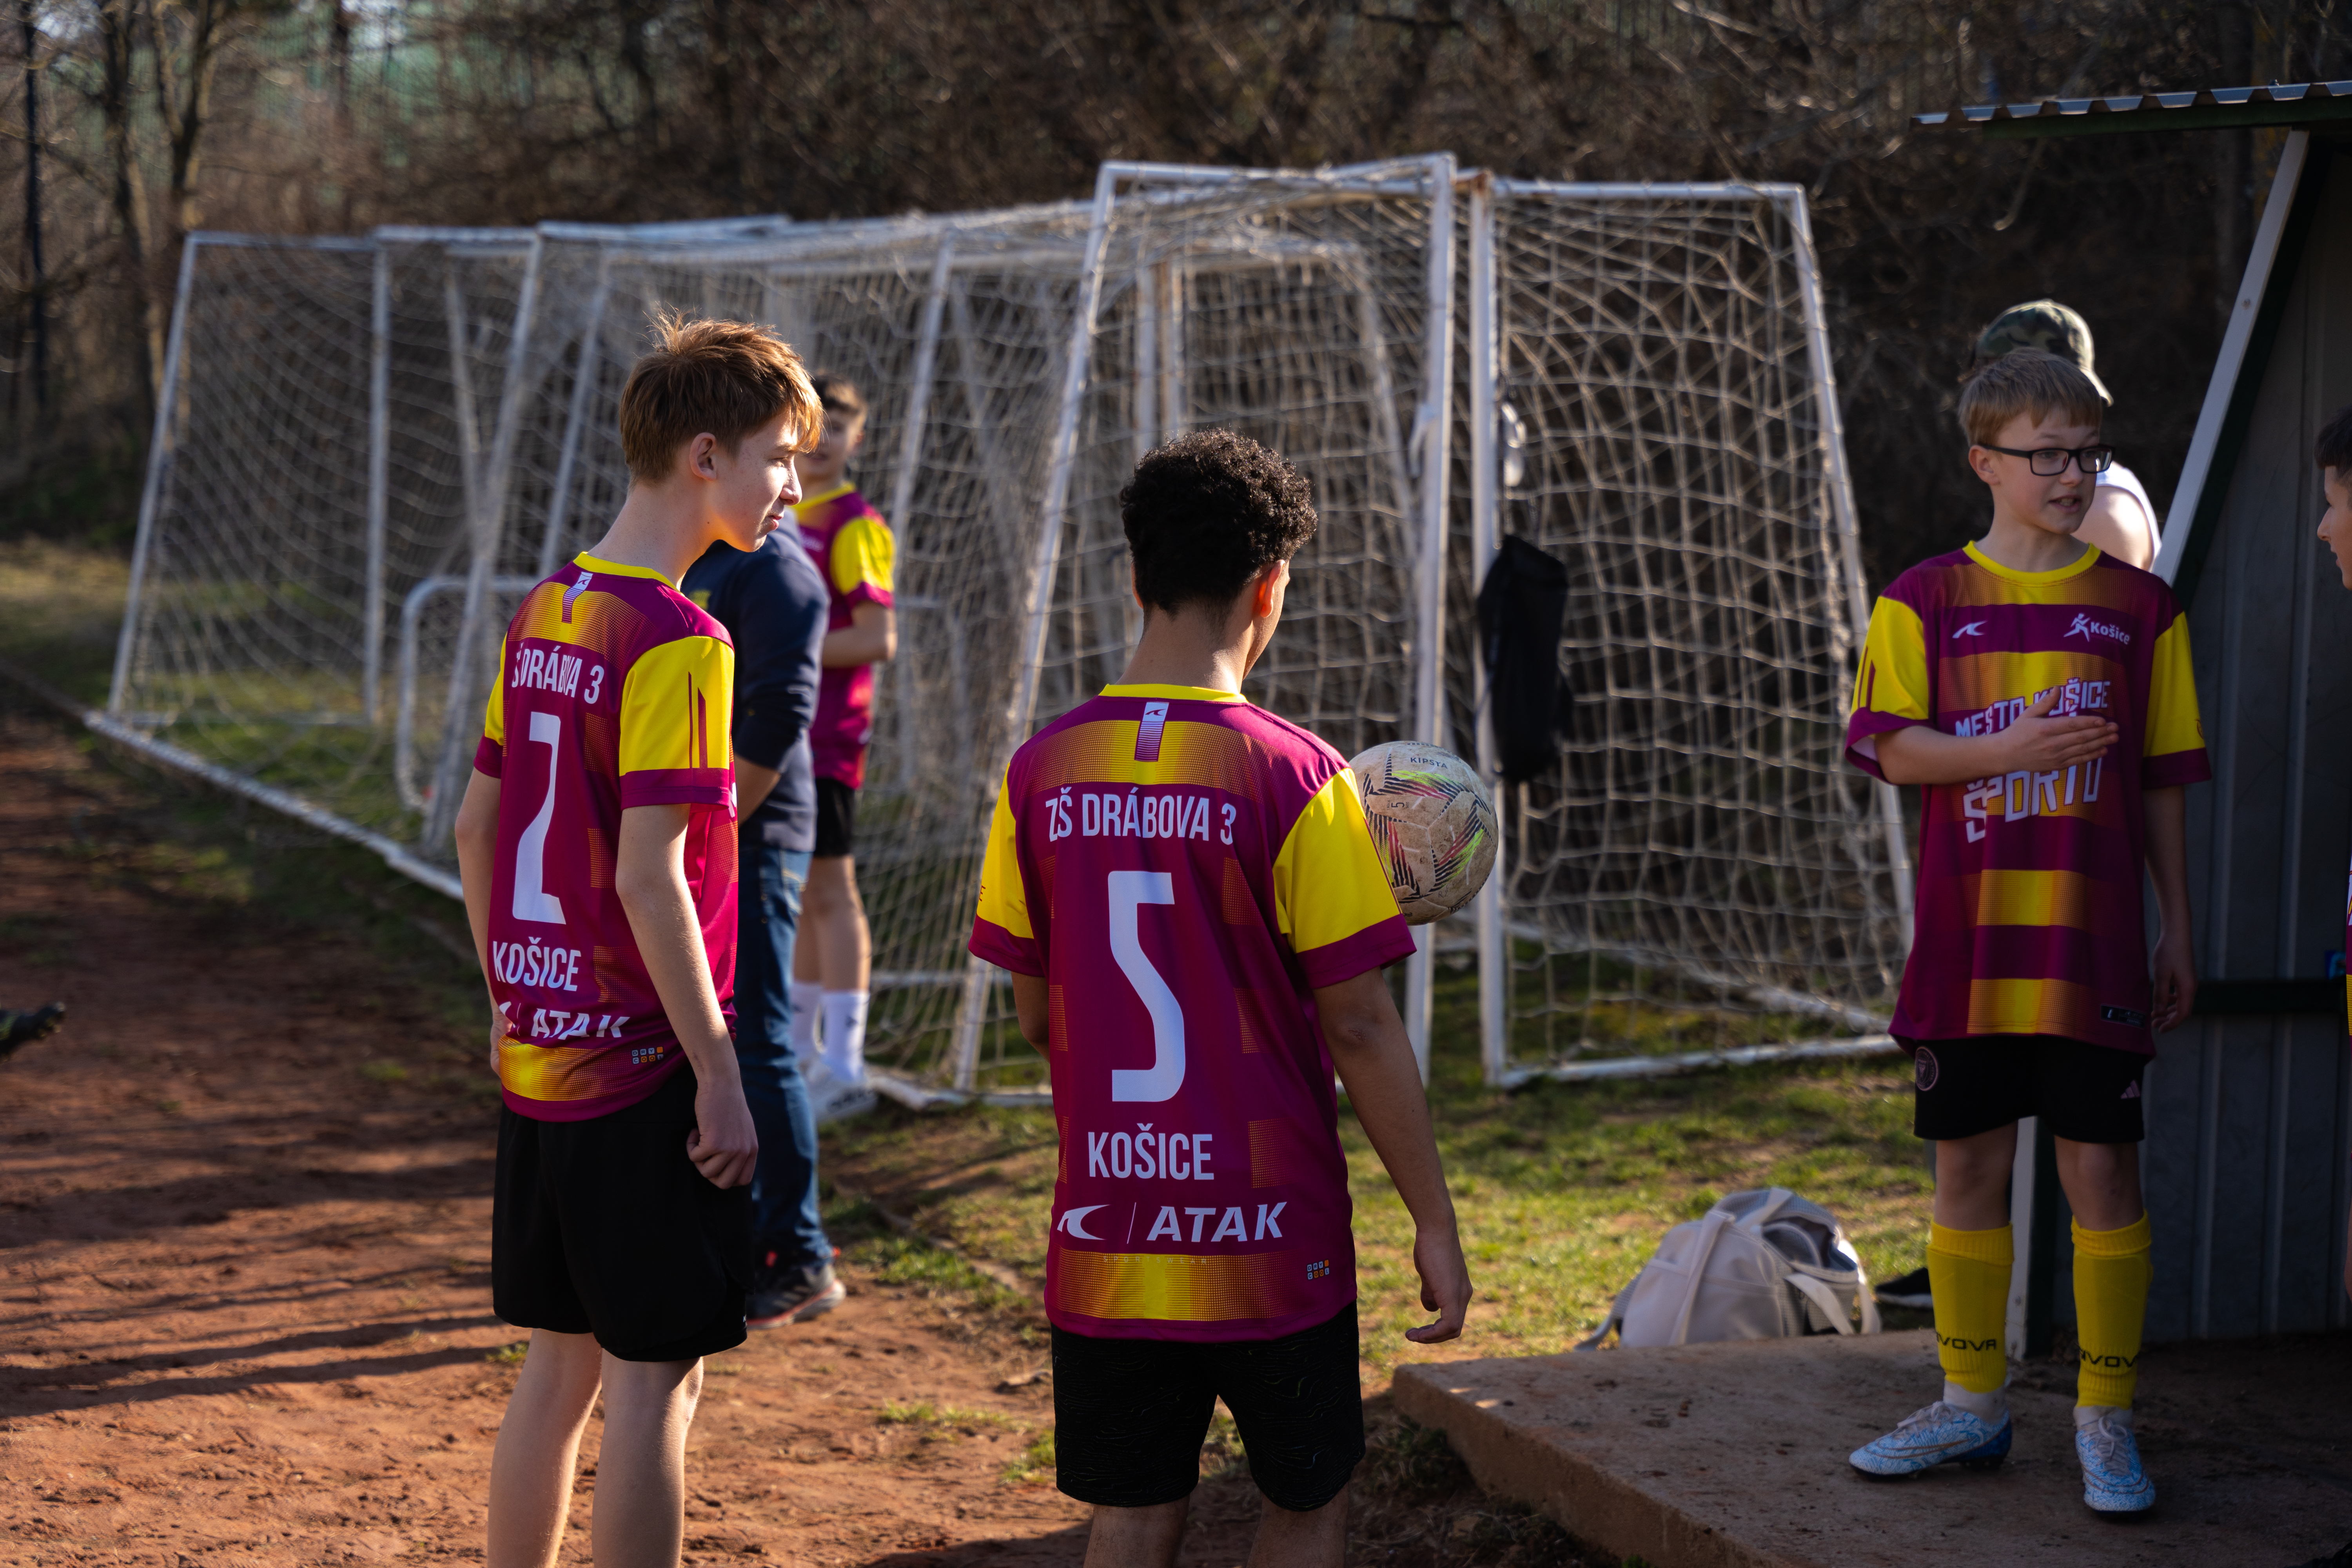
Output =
[
  {"x1": 795, "y1": 483, "x2": 895, "y2": 791},
  {"x1": 1846, "y1": 544, "x2": 2209, "y2": 1054},
  {"x1": 969, "y1": 684, "x2": 1416, "y2": 1342},
  {"x1": 475, "y1": 554, "x2": 739, "y2": 1120}
]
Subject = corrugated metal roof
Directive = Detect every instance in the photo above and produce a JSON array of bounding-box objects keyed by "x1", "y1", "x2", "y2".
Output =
[{"x1": 1916, "y1": 80, "x2": 2352, "y2": 137}]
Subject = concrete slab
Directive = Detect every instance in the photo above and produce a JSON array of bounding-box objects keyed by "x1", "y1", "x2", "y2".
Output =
[{"x1": 1393, "y1": 1329, "x2": 2352, "y2": 1568}]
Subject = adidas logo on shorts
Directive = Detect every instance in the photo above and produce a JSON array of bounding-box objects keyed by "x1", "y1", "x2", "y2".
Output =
[{"x1": 2121, "y1": 1082, "x2": 2141, "y2": 1100}]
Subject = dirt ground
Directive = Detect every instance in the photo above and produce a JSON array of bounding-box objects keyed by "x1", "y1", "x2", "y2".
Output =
[{"x1": 0, "y1": 699, "x2": 1592, "y2": 1568}]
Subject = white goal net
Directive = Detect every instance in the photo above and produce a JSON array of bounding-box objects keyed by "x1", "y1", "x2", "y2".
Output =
[
  {"x1": 105, "y1": 168, "x2": 1909, "y2": 1094},
  {"x1": 1459, "y1": 181, "x2": 1911, "y2": 1083}
]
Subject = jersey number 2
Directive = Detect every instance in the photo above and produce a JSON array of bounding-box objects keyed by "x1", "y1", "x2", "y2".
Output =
[
  {"x1": 513, "y1": 711, "x2": 567, "y2": 924},
  {"x1": 1109, "y1": 871, "x2": 1183, "y2": 1102}
]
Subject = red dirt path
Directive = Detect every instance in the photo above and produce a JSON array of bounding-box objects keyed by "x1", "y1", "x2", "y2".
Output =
[{"x1": 0, "y1": 704, "x2": 1218, "y2": 1566}]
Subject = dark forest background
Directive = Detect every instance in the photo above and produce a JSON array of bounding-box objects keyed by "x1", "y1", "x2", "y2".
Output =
[{"x1": 7, "y1": 0, "x2": 2352, "y2": 587}]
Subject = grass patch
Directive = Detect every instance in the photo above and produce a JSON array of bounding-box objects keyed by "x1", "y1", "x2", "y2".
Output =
[
  {"x1": 825, "y1": 956, "x2": 1931, "y2": 1372},
  {"x1": 1000, "y1": 1427, "x2": 1055, "y2": 1485},
  {"x1": 0, "y1": 538, "x2": 129, "y2": 708},
  {"x1": 876, "y1": 1400, "x2": 1013, "y2": 1431},
  {"x1": 484, "y1": 1341, "x2": 528, "y2": 1367}
]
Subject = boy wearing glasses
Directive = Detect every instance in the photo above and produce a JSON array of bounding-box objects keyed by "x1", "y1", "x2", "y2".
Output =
[{"x1": 1844, "y1": 348, "x2": 2209, "y2": 1515}]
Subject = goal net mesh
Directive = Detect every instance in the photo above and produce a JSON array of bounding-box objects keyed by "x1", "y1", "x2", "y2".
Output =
[
  {"x1": 1468, "y1": 186, "x2": 1908, "y2": 1074},
  {"x1": 108, "y1": 174, "x2": 1905, "y2": 1092}
]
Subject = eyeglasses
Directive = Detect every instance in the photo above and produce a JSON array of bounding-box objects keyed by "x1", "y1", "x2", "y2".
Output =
[{"x1": 1980, "y1": 443, "x2": 2115, "y2": 476}]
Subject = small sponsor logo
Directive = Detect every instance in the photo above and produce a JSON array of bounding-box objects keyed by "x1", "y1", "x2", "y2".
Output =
[
  {"x1": 2079, "y1": 1348, "x2": 2140, "y2": 1370},
  {"x1": 1953, "y1": 619, "x2": 1989, "y2": 639},
  {"x1": 2067, "y1": 612, "x2": 2132, "y2": 645},
  {"x1": 2100, "y1": 1005, "x2": 2149, "y2": 1028},
  {"x1": 2121, "y1": 1082, "x2": 2142, "y2": 1100},
  {"x1": 1937, "y1": 1332, "x2": 2000, "y2": 1354},
  {"x1": 1914, "y1": 1046, "x2": 1940, "y2": 1092},
  {"x1": 1134, "y1": 699, "x2": 1171, "y2": 762},
  {"x1": 1055, "y1": 1204, "x2": 1107, "y2": 1240},
  {"x1": 1306, "y1": 1259, "x2": 1331, "y2": 1281}
]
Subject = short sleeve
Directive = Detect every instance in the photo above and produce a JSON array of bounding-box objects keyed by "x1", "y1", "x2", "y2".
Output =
[
  {"x1": 1845, "y1": 594, "x2": 1931, "y2": 780},
  {"x1": 617, "y1": 634, "x2": 737, "y2": 810},
  {"x1": 830, "y1": 515, "x2": 896, "y2": 608},
  {"x1": 475, "y1": 637, "x2": 508, "y2": 777},
  {"x1": 1272, "y1": 769, "x2": 1417, "y2": 988},
  {"x1": 968, "y1": 772, "x2": 1041, "y2": 975},
  {"x1": 2141, "y1": 610, "x2": 2212, "y2": 788}
]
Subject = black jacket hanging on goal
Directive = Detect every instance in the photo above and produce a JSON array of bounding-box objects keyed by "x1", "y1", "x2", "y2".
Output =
[{"x1": 1477, "y1": 535, "x2": 1572, "y2": 783}]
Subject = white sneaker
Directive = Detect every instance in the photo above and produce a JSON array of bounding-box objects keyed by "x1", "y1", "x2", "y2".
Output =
[{"x1": 2076, "y1": 1412, "x2": 2155, "y2": 1514}]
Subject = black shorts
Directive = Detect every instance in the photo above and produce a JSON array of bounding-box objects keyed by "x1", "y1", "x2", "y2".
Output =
[
  {"x1": 1050, "y1": 1302, "x2": 1363, "y2": 1513},
  {"x1": 493, "y1": 1067, "x2": 751, "y2": 1361},
  {"x1": 1909, "y1": 1034, "x2": 2149, "y2": 1144},
  {"x1": 813, "y1": 777, "x2": 857, "y2": 859}
]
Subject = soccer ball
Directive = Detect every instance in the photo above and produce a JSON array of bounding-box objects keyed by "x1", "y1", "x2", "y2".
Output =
[{"x1": 1348, "y1": 741, "x2": 1498, "y2": 926}]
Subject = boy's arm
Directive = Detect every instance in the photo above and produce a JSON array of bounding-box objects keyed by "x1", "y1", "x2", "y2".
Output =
[
  {"x1": 1872, "y1": 688, "x2": 2117, "y2": 786},
  {"x1": 454, "y1": 769, "x2": 505, "y2": 1068},
  {"x1": 615, "y1": 802, "x2": 759, "y2": 1188},
  {"x1": 1011, "y1": 971, "x2": 1048, "y2": 1045},
  {"x1": 821, "y1": 601, "x2": 896, "y2": 667},
  {"x1": 1315, "y1": 968, "x2": 1472, "y2": 1343},
  {"x1": 2144, "y1": 785, "x2": 2195, "y2": 1031}
]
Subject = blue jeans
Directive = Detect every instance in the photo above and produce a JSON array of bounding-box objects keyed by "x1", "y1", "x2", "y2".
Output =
[{"x1": 734, "y1": 837, "x2": 831, "y2": 1274}]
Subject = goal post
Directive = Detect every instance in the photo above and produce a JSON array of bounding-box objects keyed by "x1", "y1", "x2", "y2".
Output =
[
  {"x1": 1461, "y1": 180, "x2": 1914, "y2": 1085},
  {"x1": 975, "y1": 156, "x2": 1461, "y2": 1086},
  {"x1": 105, "y1": 172, "x2": 1907, "y2": 1099}
]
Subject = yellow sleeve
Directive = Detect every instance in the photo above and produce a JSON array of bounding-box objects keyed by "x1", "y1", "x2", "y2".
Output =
[
  {"x1": 1272, "y1": 770, "x2": 1412, "y2": 984},
  {"x1": 617, "y1": 634, "x2": 735, "y2": 806},
  {"x1": 482, "y1": 637, "x2": 508, "y2": 747},
  {"x1": 974, "y1": 773, "x2": 1032, "y2": 942},
  {"x1": 2143, "y1": 612, "x2": 2205, "y2": 759},
  {"x1": 830, "y1": 515, "x2": 896, "y2": 599},
  {"x1": 1852, "y1": 595, "x2": 1930, "y2": 722}
]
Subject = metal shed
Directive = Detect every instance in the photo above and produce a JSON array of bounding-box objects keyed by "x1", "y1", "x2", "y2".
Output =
[{"x1": 1923, "y1": 84, "x2": 2352, "y2": 1345}]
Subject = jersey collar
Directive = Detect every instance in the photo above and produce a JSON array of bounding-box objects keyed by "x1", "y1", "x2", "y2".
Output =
[
  {"x1": 573, "y1": 552, "x2": 678, "y2": 589},
  {"x1": 1963, "y1": 539, "x2": 2103, "y2": 584},
  {"x1": 1101, "y1": 682, "x2": 1248, "y2": 704}
]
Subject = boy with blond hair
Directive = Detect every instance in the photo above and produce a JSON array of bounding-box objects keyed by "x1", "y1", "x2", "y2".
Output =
[
  {"x1": 787, "y1": 374, "x2": 896, "y2": 1111},
  {"x1": 1844, "y1": 349, "x2": 2209, "y2": 1514},
  {"x1": 454, "y1": 316, "x2": 820, "y2": 1567}
]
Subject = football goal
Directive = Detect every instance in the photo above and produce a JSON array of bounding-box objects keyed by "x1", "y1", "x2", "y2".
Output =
[{"x1": 103, "y1": 166, "x2": 1909, "y2": 1096}]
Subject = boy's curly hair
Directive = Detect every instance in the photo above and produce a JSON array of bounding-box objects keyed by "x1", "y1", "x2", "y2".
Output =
[
  {"x1": 1957, "y1": 348, "x2": 2103, "y2": 449},
  {"x1": 1120, "y1": 430, "x2": 1318, "y2": 615},
  {"x1": 2317, "y1": 403, "x2": 2352, "y2": 474},
  {"x1": 619, "y1": 313, "x2": 822, "y2": 481}
]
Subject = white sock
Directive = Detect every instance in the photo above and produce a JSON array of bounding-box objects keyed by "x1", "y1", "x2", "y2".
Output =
[
  {"x1": 1944, "y1": 1379, "x2": 2007, "y2": 1424},
  {"x1": 820, "y1": 990, "x2": 869, "y2": 1085},
  {"x1": 2074, "y1": 1404, "x2": 2132, "y2": 1430},
  {"x1": 789, "y1": 980, "x2": 824, "y2": 1060}
]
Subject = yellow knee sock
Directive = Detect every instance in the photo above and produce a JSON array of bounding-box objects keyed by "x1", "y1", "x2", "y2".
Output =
[
  {"x1": 1927, "y1": 1222, "x2": 2012, "y2": 1395},
  {"x1": 2072, "y1": 1215, "x2": 2152, "y2": 1410}
]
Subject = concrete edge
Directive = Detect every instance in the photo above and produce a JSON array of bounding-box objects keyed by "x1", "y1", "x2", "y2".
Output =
[{"x1": 1392, "y1": 1362, "x2": 1818, "y2": 1568}]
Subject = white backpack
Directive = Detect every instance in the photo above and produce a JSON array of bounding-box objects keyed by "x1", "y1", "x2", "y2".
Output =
[{"x1": 1577, "y1": 1187, "x2": 1882, "y2": 1349}]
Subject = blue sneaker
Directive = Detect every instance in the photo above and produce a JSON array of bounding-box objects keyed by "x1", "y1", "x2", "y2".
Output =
[
  {"x1": 2076, "y1": 1413, "x2": 2155, "y2": 1514},
  {"x1": 1849, "y1": 1401, "x2": 2013, "y2": 1477}
]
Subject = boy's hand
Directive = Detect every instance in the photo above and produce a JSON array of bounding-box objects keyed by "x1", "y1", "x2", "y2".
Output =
[
  {"x1": 1995, "y1": 688, "x2": 2118, "y2": 774},
  {"x1": 687, "y1": 1074, "x2": 760, "y2": 1188},
  {"x1": 2149, "y1": 928, "x2": 2196, "y2": 1032},
  {"x1": 1405, "y1": 1225, "x2": 1473, "y2": 1343}
]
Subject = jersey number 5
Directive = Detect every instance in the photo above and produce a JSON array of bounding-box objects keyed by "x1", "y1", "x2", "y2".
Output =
[
  {"x1": 1109, "y1": 870, "x2": 1183, "y2": 1102},
  {"x1": 513, "y1": 711, "x2": 567, "y2": 925}
]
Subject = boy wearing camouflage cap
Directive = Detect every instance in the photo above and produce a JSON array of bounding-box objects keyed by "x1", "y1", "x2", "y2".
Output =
[{"x1": 1973, "y1": 301, "x2": 2161, "y2": 568}]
